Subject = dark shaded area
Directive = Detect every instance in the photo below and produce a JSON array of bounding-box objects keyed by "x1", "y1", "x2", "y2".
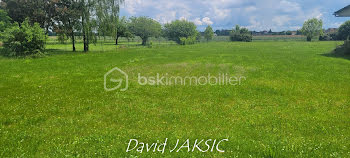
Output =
[{"x1": 322, "y1": 43, "x2": 350, "y2": 60}]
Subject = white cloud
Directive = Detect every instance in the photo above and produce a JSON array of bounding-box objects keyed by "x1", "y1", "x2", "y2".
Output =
[
  {"x1": 120, "y1": 0, "x2": 346, "y2": 31},
  {"x1": 192, "y1": 17, "x2": 213, "y2": 26},
  {"x1": 272, "y1": 15, "x2": 291, "y2": 26},
  {"x1": 202, "y1": 17, "x2": 214, "y2": 25},
  {"x1": 193, "y1": 18, "x2": 203, "y2": 25}
]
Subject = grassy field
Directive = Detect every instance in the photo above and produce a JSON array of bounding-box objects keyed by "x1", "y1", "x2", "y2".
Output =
[{"x1": 0, "y1": 40, "x2": 350, "y2": 157}]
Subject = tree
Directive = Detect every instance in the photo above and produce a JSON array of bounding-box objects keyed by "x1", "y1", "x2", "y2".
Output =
[
  {"x1": 95, "y1": 0, "x2": 124, "y2": 45},
  {"x1": 2, "y1": 19, "x2": 47, "y2": 57},
  {"x1": 115, "y1": 16, "x2": 133, "y2": 45},
  {"x1": 204, "y1": 25, "x2": 214, "y2": 41},
  {"x1": 230, "y1": 25, "x2": 252, "y2": 42},
  {"x1": 1, "y1": 0, "x2": 57, "y2": 33},
  {"x1": 338, "y1": 21, "x2": 350, "y2": 40},
  {"x1": 301, "y1": 18, "x2": 323, "y2": 42},
  {"x1": 129, "y1": 17, "x2": 162, "y2": 46},
  {"x1": 163, "y1": 20, "x2": 198, "y2": 44},
  {"x1": 55, "y1": 0, "x2": 82, "y2": 52},
  {"x1": 79, "y1": 0, "x2": 98, "y2": 52},
  {"x1": 0, "y1": 9, "x2": 11, "y2": 32}
]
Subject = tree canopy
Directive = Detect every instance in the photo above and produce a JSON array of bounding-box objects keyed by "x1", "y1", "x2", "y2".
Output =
[
  {"x1": 204, "y1": 25, "x2": 214, "y2": 41},
  {"x1": 129, "y1": 16, "x2": 162, "y2": 45},
  {"x1": 338, "y1": 20, "x2": 350, "y2": 40},
  {"x1": 163, "y1": 20, "x2": 198, "y2": 44},
  {"x1": 301, "y1": 18, "x2": 323, "y2": 41},
  {"x1": 0, "y1": 9, "x2": 12, "y2": 32}
]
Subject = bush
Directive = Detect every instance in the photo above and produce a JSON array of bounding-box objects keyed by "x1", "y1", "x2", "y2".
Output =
[
  {"x1": 319, "y1": 32, "x2": 341, "y2": 41},
  {"x1": 319, "y1": 34, "x2": 332, "y2": 41},
  {"x1": 2, "y1": 19, "x2": 47, "y2": 57},
  {"x1": 230, "y1": 25, "x2": 252, "y2": 42},
  {"x1": 179, "y1": 36, "x2": 197, "y2": 45}
]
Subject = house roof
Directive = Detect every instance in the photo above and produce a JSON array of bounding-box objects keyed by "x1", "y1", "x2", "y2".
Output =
[{"x1": 334, "y1": 5, "x2": 350, "y2": 17}]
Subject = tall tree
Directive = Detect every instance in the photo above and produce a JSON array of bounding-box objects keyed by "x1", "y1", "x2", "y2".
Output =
[
  {"x1": 204, "y1": 25, "x2": 214, "y2": 42},
  {"x1": 55, "y1": 0, "x2": 81, "y2": 52},
  {"x1": 95, "y1": 0, "x2": 124, "y2": 45},
  {"x1": 79, "y1": 0, "x2": 97, "y2": 52},
  {"x1": 0, "y1": 9, "x2": 11, "y2": 32},
  {"x1": 0, "y1": 0, "x2": 57, "y2": 33},
  {"x1": 301, "y1": 18, "x2": 323, "y2": 42}
]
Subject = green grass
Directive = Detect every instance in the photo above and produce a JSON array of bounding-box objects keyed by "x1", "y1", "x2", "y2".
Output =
[{"x1": 1, "y1": 41, "x2": 350, "y2": 157}]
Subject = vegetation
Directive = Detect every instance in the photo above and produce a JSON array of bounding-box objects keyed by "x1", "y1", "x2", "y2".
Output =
[
  {"x1": 2, "y1": 19, "x2": 47, "y2": 57},
  {"x1": 115, "y1": 16, "x2": 133, "y2": 45},
  {"x1": 129, "y1": 16, "x2": 162, "y2": 45},
  {"x1": 301, "y1": 18, "x2": 323, "y2": 42},
  {"x1": 163, "y1": 20, "x2": 198, "y2": 44},
  {"x1": 230, "y1": 25, "x2": 252, "y2": 42},
  {"x1": 204, "y1": 25, "x2": 214, "y2": 41},
  {"x1": 338, "y1": 20, "x2": 350, "y2": 40},
  {"x1": 0, "y1": 9, "x2": 11, "y2": 33}
]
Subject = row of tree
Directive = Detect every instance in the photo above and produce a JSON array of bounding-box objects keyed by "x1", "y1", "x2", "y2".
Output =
[{"x1": 1, "y1": 0, "x2": 125, "y2": 52}]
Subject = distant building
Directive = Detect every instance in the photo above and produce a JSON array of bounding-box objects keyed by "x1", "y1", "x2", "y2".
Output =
[
  {"x1": 334, "y1": 5, "x2": 350, "y2": 17},
  {"x1": 291, "y1": 31, "x2": 297, "y2": 35},
  {"x1": 325, "y1": 28, "x2": 338, "y2": 34}
]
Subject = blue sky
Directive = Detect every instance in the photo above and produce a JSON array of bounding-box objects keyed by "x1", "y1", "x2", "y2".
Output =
[{"x1": 120, "y1": 0, "x2": 350, "y2": 31}]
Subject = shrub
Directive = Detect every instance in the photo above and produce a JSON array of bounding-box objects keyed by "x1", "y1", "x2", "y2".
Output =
[
  {"x1": 2, "y1": 19, "x2": 47, "y2": 57},
  {"x1": 163, "y1": 20, "x2": 198, "y2": 44},
  {"x1": 179, "y1": 36, "x2": 197, "y2": 45},
  {"x1": 319, "y1": 34, "x2": 332, "y2": 41},
  {"x1": 230, "y1": 25, "x2": 252, "y2": 42}
]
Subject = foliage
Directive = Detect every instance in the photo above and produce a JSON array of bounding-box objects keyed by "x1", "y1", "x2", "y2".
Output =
[
  {"x1": 163, "y1": 20, "x2": 198, "y2": 44},
  {"x1": 129, "y1": 16, "x2": 162, "y2": 45},
  {"x1": 0, "y1": 9, "x2": 11, "y2": 33},
  {"x1": 215, "y1": 29, "x2": 231, "y2": 36},
  {"x1": 301, "y1": 18, "x2": 323, "y2": 41},
  {"x1": 338, "y1": 20, "x2": 350, "y2": 40},
  {"x1": 1, "y1": 0, "x2": 58, "y2": 32},
  {"x1": 2, "y1": 19, "x2": 47, "y2": 57},
  {"x1": 54, "y1": 0, "x2": 82, "y2": 51},
  {"x1": 204, "y1": 25, "x2": 214, "y2": 41},
  {"x1": 286, "y1": 31, "x2": 292, "y2": 35},
  {"x1": 319, "y1": 32, "x2": 340, "y2": 41},
  {"x1": 179, "y1": 36, "x2": 197, "y2": 45},
  {"x1": 115, "y1": 16, "x2": 133, "y2": 45},
  {"x1": 96, "y1": 0, "x2": 124, "y2": 44},
  {"x1": 230, "y1": 25, "x2": 252, "y2": 42}
]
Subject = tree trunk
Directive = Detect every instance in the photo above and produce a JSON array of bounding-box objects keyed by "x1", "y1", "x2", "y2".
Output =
[
  {"x1": 307, "y1": 36, "x2": 312, "y2": 42},
  {"x1": 82, "y1": 16, "x2": 87, "y2": 52},
  {"x1": 115, "y1": 36, "x2": 119, "y2": 45},
  {"x1": 71, "y1": 32, "x2": 76, "y2": 52},
  {"x1": 142, "y1": 38, "x2": 148, "y2": 46}
]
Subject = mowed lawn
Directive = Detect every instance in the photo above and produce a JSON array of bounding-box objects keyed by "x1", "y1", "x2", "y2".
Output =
[{"x1": 0, "y1": 41, "x2": 350, "y2": 157}]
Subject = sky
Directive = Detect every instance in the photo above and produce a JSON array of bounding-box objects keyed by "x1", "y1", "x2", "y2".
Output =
[{"x1": 119, "y1": 0, "x2": 350, "y2": 31}]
